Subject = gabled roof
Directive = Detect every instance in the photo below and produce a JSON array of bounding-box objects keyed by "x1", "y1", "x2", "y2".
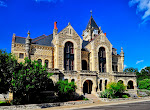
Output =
[
  {"x1": 15, "y1": 34, "x2": 53, "y2": 46},
  {"x1": 86, "y1": 16, "x2": 99, "y2": 29}
]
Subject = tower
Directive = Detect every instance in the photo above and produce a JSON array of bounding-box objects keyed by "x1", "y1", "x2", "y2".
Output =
[
  {"x1": 82, "y1": 11, "x2": 102, "y2": 41},
  {"x1": 25, "y1": 31, "x2": 32, "y2": 59}
]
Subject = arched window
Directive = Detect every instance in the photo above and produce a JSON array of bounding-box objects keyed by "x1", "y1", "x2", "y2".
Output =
[
  {"x1": 64, "y1": 42, "x2": 74, "y2": 70},
  {"x1": 38, "y1": 59, "x2": 42, "y2": 64},
  {"x1": 105, "y1": 80, "x2": 107, "y2": 89},
  {"x1": 45, "y1": 60, "x2": 49, "y2": 68},
  {"x1": 82, "y1": 60, "x2": 87, "y2": 70},
  {"x1": 127, "y1": 80, "x2": 134, "y2": 89},
  {"x1": 99, "y1": 79, "x2": 102, "y2": 91},
  {"x1": 98, "y1": 47, "x2": 106, "y2": 72},
  {"x1": 71, "y1": 79, "x2": 75, "y2": 83}
]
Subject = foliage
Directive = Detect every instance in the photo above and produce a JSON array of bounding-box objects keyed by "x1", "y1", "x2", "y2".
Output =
[
  {"x1": 0, "y1": 49, "x2": 18, "y2": 94},
  {"x1": 138, "y1": 79, "x2": 150, "y2": 90},
  {"x1": 122, "y1": 95, "x2": 128, "y2": 98},
  {"x1": 55, "y1": 80, "x2": 77, "y2": 101},
  {"x1": 100, "y1": 82, "x2": 126, "y2": 98},
  {"x1": 123, "y1": 67, "x2": 138, "y2": 73},
  {"x1": 83, "y1": 97, "x2": 89, "y2": 100},
  {"x1": 11, "y1": 57, "x2": 54, "y2": 104}
]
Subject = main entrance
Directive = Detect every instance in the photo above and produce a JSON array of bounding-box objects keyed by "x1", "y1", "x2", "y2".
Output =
[{"x1": 83, "y1": 80, "x2": 93, "y2": 94}]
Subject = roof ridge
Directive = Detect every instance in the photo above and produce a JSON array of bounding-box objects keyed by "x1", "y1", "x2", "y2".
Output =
[
  {"x1": 32, "y1": 34, "x2": 52, "y2": 43},
  {"x1": 16, "y1": 36, "x2": 26, "y2": 39}
]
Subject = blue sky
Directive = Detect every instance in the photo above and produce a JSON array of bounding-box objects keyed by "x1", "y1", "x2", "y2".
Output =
[{"x1": 0, "y1": 0, "x2": 150, "y2": 71}]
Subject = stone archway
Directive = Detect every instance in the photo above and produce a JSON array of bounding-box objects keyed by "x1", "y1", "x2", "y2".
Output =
[
  {"x1": 127, "y1": 80, "x2": 134, "y2": 89},
  {"x1": 83, "y1": 80, "x2": 93, "y2": 94},
  {"x1": 118, "y1": 80, "x2": 124, "y2": 84}
]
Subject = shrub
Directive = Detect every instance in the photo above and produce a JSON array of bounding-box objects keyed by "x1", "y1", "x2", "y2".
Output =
[
  {"x1": 55, "y1": 80, "x2": 77, "y2": 101},
  {"x1": 100, "y1": 82, "x2": 126, "y2": 98},
  {"x1": 122, "y1": 95, "x2": 128, "y2": 98},
  {"x1": 138, "y1": 79, "x2": 150, "y2": 90}
]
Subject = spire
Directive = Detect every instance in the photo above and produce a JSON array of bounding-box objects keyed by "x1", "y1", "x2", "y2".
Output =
[
  {"x1": 120, "y1": 47, "x2": 124, "y2": 57},
  {"x1": 27, "y1": 30, "x2": 31, "y2": 39},
  {"x1": 86, "y1": 13, "x2": 99, "y2": 29}
]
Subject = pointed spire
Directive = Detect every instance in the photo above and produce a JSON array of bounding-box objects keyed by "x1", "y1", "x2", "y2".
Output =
[
  {"x1": 68, "y1": 22, "x2": 71, "y2": 25},
  {"x1": 27, "y1": 30, "x2": 31, "y2": 39},
  {"x1": 120, "y1": 47, "x2": 124, "y2": 57}
]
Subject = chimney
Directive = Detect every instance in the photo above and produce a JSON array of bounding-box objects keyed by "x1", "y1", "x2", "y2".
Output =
[
  {"x1": 53, "y1": 21, "x2": 58, "y2": 35},
  {"x1": 12, "y1": 33, "x2": 16, "y2": 43},
  {"x1": 54, "y1": 22, "x2": 58, "y2": 29},
  {"x1": 104, "y1": 33, "x2": 106, "y2": 36}
]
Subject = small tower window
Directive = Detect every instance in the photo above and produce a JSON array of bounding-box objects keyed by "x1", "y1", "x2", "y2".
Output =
[
  {"x1": 70, "y1": 29, "x2": 72, "y2": 34},
  {"x1": 38, "y1": 59, "x2": 42, "y2": 64},
  {"x1": 19, "y1": 53, "x2": 24, "y2": 59}
]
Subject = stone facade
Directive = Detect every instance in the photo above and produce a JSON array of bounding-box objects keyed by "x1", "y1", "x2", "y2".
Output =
[{"x1": 11, "y1": 15, "x2": 137, "y2": 96}]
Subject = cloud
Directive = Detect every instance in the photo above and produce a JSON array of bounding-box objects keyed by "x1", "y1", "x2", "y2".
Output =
[
  {"x1": 124, "y1": 64, "x2": 127, "y2": 68},
  {"x1": 0, "y1": 1, "x2": 7, "y2": 7},
  {"x1": 129, "y1": 0, "x2": 150, "y2": 23},
  {"x1": 35, "y1": 0, "x2": 63, "y2": 3},
  {"x1": 136, "y1": 60, "x2": 144, "y2": 64}
]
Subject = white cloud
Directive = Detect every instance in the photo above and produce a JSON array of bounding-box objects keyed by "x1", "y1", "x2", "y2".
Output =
[
  {"x1": 35, "y1": 0, "x2": 63, "y2": 3},
  {"x1": 124, "y1": 64, "x2": 127, "y2": 68},
  {"x1": 0, "y1": 1, "x2": 7, "y2": 7},
  {"x1": 129, "y1": 0, "x2": 150, "y2": 23},
  {"x1": 136, "y1": 60, "x2": 144, "y2": 64}
]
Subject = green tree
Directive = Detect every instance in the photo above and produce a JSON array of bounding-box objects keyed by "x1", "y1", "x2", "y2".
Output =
[
  {"x1": 0, "y1": 49, "x2": 17, "y2": 94},
  {"x1": 56, "y1": 80, "x2": 77, "y2": 101},
  {"x1": 138, "y1": 79, "x2": 150, "y2": 90},
  {"x1": 11, "y1": 57, "x2": 54, "y2": 104},
  {"x1": 124, "y1": 67, "x2": 138, "y2": 73}
]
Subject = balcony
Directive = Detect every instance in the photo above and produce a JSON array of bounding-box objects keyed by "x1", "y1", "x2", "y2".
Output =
[
  {"x1": 47, "y1": 68, "x2": 60, "y2": 73},
  {"x1": 80, "y1": 70, "x2": 97, "y2": 76},
  {"x1": 113, "y1": 72, "x2": 136, "y2": 77},
  {"x1": 63, "y1": 70, "x2": 78, "y2": 74}
]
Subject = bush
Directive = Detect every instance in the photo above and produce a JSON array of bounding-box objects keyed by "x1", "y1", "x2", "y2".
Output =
[
  {"x1": 55, "y1": 80, "x2": 77, "y2": 101},
  {"x1": 138, "y1": 79, "x2": 150, "y2": 90},
  {"x1": 122, "y1": 95, "x2": 128, "y2": 98},
  {"x1": 100, "y1": 82, "x2": 126, "y2": 98}
]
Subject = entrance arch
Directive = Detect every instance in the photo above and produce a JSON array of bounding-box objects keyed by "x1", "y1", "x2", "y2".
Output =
[
  {"x1": 83, "y1": 80, "x2": 93, "y2": 94},
  {"x1": 127, "y1": 80, "x2": 134, "y2": 89},
  {"x1": 118, "y1": 80, "x2": 124, "y2": 84}
]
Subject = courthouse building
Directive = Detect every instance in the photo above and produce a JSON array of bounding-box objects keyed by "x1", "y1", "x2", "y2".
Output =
[{"x1": 11, "y1": 15, "x2": 137, "y2": 95}]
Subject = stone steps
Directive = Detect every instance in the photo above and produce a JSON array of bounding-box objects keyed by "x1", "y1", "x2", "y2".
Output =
[{"x1": 85, "y1": 94, "x2": 101, "y2": 103}]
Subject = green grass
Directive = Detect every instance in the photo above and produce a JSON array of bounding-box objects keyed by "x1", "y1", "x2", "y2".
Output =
[{"x1": 0, "y1": 101, "x2": 6, "y2": 104}]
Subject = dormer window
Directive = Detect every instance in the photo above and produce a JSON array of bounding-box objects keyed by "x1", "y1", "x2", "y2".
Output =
[{"x1": 93, "y1": 29, "x2": 98, "y2": 35}]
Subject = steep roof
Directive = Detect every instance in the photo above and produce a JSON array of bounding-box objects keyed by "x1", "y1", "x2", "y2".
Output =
[
  {"x1": 15, "y1": 34, "x2": 53, "y2": 46},
  {"x1": 86, "y1": 16, "x2": 99, "y2": 29}
]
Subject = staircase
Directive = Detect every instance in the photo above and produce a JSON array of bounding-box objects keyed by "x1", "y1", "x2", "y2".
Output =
[{"x1": 85, "y1": 94, "x2": 101, "y2": 103}]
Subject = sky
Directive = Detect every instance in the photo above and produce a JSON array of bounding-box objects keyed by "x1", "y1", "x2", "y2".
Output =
[{"x1": 0, "y1": 0, "x2": 150, "y2": 71}]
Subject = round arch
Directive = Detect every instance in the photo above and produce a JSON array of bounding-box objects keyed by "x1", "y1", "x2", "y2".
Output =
[
  {"x1": 117, "y1": 79, "x2": 126, "y2": 85},
  {"x1": 127, "y1": 80, "x2": 134, "y2": 89},
  {"x1": 62, "y1": 39, "x2": 78, "y2": 71}
]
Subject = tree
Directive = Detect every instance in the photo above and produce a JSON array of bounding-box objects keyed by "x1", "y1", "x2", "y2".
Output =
[
  {"x1": 124, "y1": 67, "x2": 138, "y2": 73},
  {"x1": 0, "y1": 49, "x2": 17, "y2": 94},
  {"x1": 55, "y1": 80, "x2": 77, "y2": 101},
  {"x1": 11, "y1": 57, "x2": 54, "y2": 104},
  {"x1": 138, "y1": 79, "x2": 150, "y2": 90}
]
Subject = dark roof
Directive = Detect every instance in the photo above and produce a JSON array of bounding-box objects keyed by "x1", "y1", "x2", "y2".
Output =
[
  {"x1": 15, "y1": 34, "x2": 53, "y2": 46},
  {"x1": 32, "y1": 34, "x2": 53, "y2": 46},
  {"x1": 15, "y1": 36, "x2": 26, "y2": 44},
  {"x1": 82, "y1": 40, "x2": 89, "y2": 48},
  {"x1": 86, "y1": 16, "x2": 99, "y2": 29}
]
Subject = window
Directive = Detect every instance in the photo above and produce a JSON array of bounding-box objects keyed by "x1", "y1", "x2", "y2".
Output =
[
  {"x1": 45, "y1": 60, "x2": 49, "y2": 68},
  {"x1": 64, "y1": 42, "x2": 74, "y2": 70},
  {"x1": 98, "y1": 47, "x2": 106, "y2": 72},
  {"x1": 70, "y1": 29, "x2": 72, "y2": 34},
  {"x1": 38, "y1": 59, "x2": 42, "y2": 64},
  {"x1": 105, "y1": 80, "x2": 107, "y2": 89},
  {"x1": 100, "y1": 80, "x2": 102, "y2": 91},
  {"x1": 19, "y1": 53, "x2": 24, "y2": 59}
]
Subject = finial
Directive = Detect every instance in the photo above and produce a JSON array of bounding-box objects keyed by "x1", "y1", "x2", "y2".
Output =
[
  {"x1": 27, "y1": 30, "x2": 31, "y2": 39},
  {"x1": 121, "y1": 47, "x2": 123, "y2": 51},
  {"x1": 90, "y1": 10, "x2": 92, "y2": 16},
  {"x1": 68, "y1": 22, "x2": 71, "y2": 25}
]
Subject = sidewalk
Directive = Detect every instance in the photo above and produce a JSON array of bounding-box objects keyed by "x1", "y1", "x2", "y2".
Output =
[{"x1": 35, "y1": 97, "x2": 150, "y2": 110}]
